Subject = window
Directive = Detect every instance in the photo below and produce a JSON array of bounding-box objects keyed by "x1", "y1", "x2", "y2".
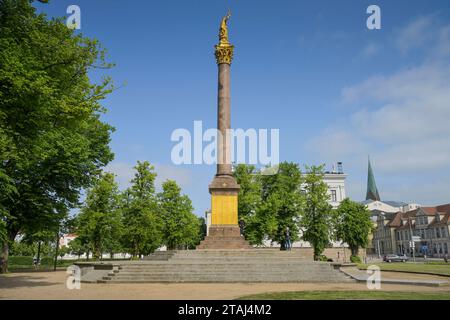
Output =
[{"x1": 330, "y1": 190, "x2": 337, "y2": 202}]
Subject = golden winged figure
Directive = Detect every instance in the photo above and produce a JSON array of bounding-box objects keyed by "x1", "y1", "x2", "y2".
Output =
[{"x1": 219, "y1": 10, "x2": 232, "y2": 46}]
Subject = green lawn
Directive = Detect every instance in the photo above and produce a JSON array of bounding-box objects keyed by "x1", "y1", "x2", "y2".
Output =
[
  {"x1": 357, "y1": 262, "x2": 450, "y2": 277},
  {"x1": 236, "y1": 290, "x2": 450, "y2": 300}
]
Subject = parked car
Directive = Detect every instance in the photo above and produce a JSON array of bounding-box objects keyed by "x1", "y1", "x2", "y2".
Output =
[{"x1": 383, "y1": 254, "x2": 409, "y2": 263}]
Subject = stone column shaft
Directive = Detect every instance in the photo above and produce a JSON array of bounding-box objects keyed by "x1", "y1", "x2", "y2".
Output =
[{"x1": 217, "y1": 63, "x2": 232, "y2": 175}]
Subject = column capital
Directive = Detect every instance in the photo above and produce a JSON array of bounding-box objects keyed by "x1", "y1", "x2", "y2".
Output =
[{"x1": 215, "y1": 44, "x2": 234, "y2": 65}]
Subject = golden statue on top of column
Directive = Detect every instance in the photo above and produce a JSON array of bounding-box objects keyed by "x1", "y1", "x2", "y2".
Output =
[
  {"x1": 215, "y1": 10, "x2": 234, "y2": 65},
  {"x1": 218, "y1": 10, "x2": 231, "y2": 46}
]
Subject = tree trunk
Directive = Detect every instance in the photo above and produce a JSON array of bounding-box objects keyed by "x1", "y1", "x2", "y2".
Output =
[
  {"x1": 1, "y1": 231, "x2": 17, "y2": 274},
  {"x1": 0, "y1": 240, "x2": 9, "y2": 274},
  {"x1": 37, "y1": 241, "x2": 42, "y2": 264},
  {"x1": 53, "y1": 231, "x2": 59, "y2": 271},
  {"x1": 351, "y1": 246, "x2": 359, "y2": 257}
]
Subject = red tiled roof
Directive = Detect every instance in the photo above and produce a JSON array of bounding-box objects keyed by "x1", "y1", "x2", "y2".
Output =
[
  {"x1": 436, "y1": 204, "x2": 450, "y2": 213},
  {"x1": 386, "y1": 212, "x2": 406, "y2": 227}
]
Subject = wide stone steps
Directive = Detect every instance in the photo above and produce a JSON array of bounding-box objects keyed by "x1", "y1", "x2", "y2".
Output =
[{"x1": 93, "y1": 250, "x2": 353, "y2": 283}]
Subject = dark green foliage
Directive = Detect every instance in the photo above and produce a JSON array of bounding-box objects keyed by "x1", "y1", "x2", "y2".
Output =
[
  {"x1": 333, "y1": 198, "x2": 373, "y2": 256},
  {"x1": 233, "y1": 162, "x2": 304, "y2": 246},
  {"x1": 8, "y1": 256, "x2": 33, "y2": 266},
  {"x1": 158, "y1": 180, "x2": 200, "y2": 250},
  {"x1": 0, "y1": 0, "x2": 114, "y2": 272},
  {"x1": 120, "y1": 161, "x2": 163, "y2": 257},
  {"x1": 300, "y1": 165, "x2": 333, "y2": 260},
  {"x1": 77, "y1": 172, "x2": 122, "y2": 260}
]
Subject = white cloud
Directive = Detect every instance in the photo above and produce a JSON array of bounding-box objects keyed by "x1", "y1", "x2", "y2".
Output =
[
  {"x1": 104, "y1": 162, "x2": 192, "y2": 191},
  {"x1": 308, "y1": 17, "x2": 450, "y2": 203},
  {"x1": 395, "y1": 15, "x2": 435, "y2": 53}
]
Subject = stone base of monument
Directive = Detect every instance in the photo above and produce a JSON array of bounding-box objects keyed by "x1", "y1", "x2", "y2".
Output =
[
  {"x1": 76, "y1": 249, "x2": 355, "y2": 283},
  {"x1": 197, "y1": 225, "x2": 252, "y2": 249}
]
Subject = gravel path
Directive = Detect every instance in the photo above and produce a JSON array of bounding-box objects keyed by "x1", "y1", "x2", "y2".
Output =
[{"x1": 1, "y1": 271, "x2": 449, "y2": 300}]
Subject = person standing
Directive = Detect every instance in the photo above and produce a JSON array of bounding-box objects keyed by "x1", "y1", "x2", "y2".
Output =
[
  {"x1": 285, "y1": 227, "x2": 291, "y2": 251},
  {"x1": 239, "y1": 219, "x2": 245, "y2": 237}
]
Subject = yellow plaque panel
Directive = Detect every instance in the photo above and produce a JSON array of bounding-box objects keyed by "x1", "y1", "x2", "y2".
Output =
[{"x1": 211, "y1": 195, "x2": 238, "y2": 225}]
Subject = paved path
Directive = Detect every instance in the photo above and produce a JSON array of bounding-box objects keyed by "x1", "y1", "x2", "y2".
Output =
[{"x1": 1, "y1": 271, "x2": 450, "y2": 300}]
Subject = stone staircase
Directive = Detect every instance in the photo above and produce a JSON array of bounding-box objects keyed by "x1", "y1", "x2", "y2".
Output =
[{"x1": 96, "y1": 250, "x2": 354, "y2": 283}]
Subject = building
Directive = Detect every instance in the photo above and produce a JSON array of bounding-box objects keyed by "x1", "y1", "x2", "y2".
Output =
[
  {"x1": 322, "y1": 162, "x2": 347, "y2": 209},
  {"x1": 361, "y1": 158, "x2": 420, "y2": 254},
  {"x1": 59, "y1": 233, "x2": 77, "y2": 247},
  {"x1": 372, "y1": 204, "x2": 450, "y2": 257}
]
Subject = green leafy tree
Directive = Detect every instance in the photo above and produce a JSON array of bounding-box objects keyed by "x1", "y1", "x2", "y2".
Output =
[
  {"x1": 121, "y1": 161, "x2": 162, "y2": 258},
  {"x1": 198, "y1": 217, "x2": 207, "y2": 243},
  {"x1": 21, "y1": 230, "x2": 55, "y2": 263},
  {"x1": 77, "y1": 173, "x2": 121, "y2": 260},
  {"x1": 158, "y1": 180, "x2": 200, "y2": 250},
  {"x1": 0, "y1": 0, "x2": 114, "y2": 272},
  {"x1": 301, "y1": 165, "x2": 333, "y2": 260},
  {"x1": 67, "y1": 237, "x2": 86, "y2": 259},
  {"x1": 233, "y1": 164, "x2": 264, "y2": 244},
  {"x1": 233, "y1": 162, "x2": 303, "y2": 246},
  {"x1": 260, "y1": 162, "x2": 304, "y2": 247},
  {"x1": 333, "y1": 198, "x2": 373, "y2": 257}
]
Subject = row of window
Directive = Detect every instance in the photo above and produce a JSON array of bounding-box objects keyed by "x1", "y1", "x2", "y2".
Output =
[{"x1": 396, "y1": 227, "x2": 449, "y2": 241}]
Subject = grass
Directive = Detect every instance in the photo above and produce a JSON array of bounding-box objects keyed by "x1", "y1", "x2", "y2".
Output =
[
  {"x1": 236, "y1": 290, "x2": 450, "y2": 300},
  {"x1": 357, "y1": 262, "x2": 450, "y2": 277}
]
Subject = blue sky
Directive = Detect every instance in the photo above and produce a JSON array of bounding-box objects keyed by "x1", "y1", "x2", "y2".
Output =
[{"x1": 35, "y1": 0, "x2": 450, "y2": 215}]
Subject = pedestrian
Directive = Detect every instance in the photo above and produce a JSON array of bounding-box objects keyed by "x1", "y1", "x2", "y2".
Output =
[
  {"x1": 444, "y1": 254, "x2": 448, "y2": 263},
  {"x1": 239, "y1": 219, "x2": 245, "y2": 237},
  {"x1": 284, "y1": 227, "x2": 291, "y2": 251}
]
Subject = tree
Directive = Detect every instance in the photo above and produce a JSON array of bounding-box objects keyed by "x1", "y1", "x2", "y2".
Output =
[
  {"x1": 0, "y1": 219, "x2": 6, "y2": 246},
  {"x1": 77, "y1": 173, "x2": 121, "y2": 260},
  {"x1": 233, "y1": 162, "x2": 304, "y2": 246},
  {"x1": 158, "y1": 180, "x2": 200, "y2": 250},
  {"x1": 121, "y1": 161, "x2": 162, "y2": 258},
  {"x1": 333, "y1": 198, "x2": 373, "y2": 257},
  {"x1": 21, "y1": 230, "x2": 55, "y2": 263},
  {"x1": 301, "y1": 165, "x2": 333, "y2": 260},
  {"x1": 68, "y1": 237, "x2": 86, "y2": 259},
  {"x1": 0, "y1": 0, "x2": 114, "y2": 272},
  {"x1": 260, "y1": 162, "x2": 304, "y2": 247},
  {"x1": 233, "y1": 164, "x2": 264, "y2": 244}
]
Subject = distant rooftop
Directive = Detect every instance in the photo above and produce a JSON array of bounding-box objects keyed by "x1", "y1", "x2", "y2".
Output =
[{"x1": 360, "y1": 199, "x2": 408, "y2": 207}]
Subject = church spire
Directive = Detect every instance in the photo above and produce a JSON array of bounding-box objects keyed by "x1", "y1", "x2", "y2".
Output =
[{"x1": 366, "y1": 156, "x2": 380, "y2": 201}]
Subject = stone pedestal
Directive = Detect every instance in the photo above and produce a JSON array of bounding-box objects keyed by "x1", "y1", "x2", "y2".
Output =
[{"x1": 197, "y1": 226, "x2": 252, "y2": 249}]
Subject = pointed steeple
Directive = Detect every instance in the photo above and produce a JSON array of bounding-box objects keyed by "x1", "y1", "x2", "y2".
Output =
[{"x1": 366, "y1": 156, "x2": 380, "y2": 201}]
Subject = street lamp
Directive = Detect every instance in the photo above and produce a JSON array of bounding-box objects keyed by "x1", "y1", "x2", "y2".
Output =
[{"x1": 402, "y1": 216, "x2": 416, "y2": 263}]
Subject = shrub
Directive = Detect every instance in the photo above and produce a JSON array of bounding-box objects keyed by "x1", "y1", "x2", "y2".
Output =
[
  {"x1": 318, "y1": 255, "x2": 331, "y2": 262},
  {"x1": 9, "y1": 256, "x2": 33, "y2": 266},
  {"x1": 350, "y1": 255, "x2": 362, "y2": 264},
  {"x1": 40, "y1": 257, "x2": 54, "y2": 266}
]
